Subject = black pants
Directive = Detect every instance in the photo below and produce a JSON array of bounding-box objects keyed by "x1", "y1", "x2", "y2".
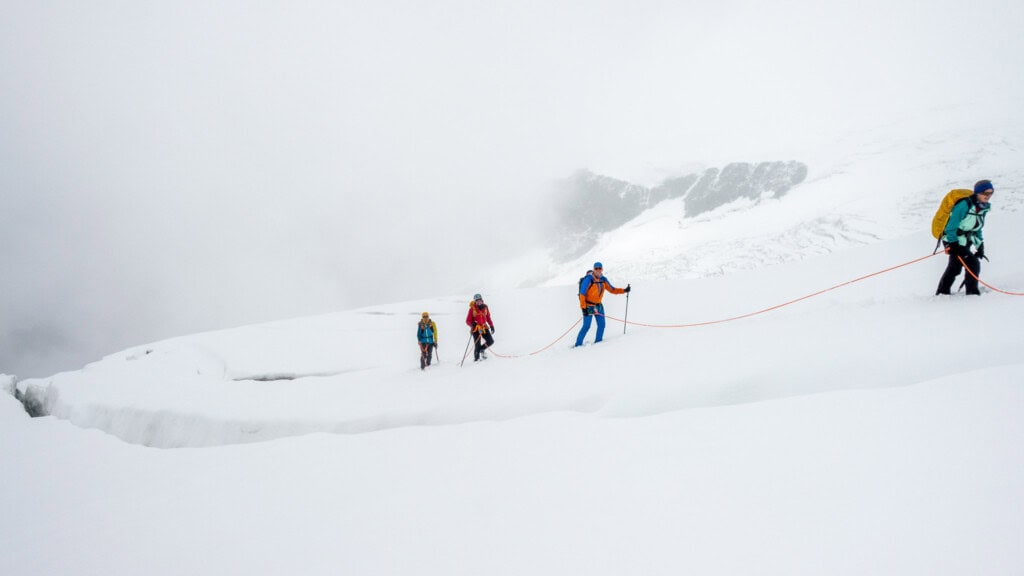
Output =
[
  {"x1": 936, "y1": 250, "x2": 981, "y2": 295},
  {"x1": 473, "y1": 330, "x2": 494, "y2": 360}
]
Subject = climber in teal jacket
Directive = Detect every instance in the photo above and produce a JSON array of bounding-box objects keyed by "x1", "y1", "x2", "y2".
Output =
[{"x1": 937, "y1": 179, "x2": 993, "y2": 295}]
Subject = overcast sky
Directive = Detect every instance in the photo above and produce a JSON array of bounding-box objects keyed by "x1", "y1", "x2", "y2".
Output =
[{"x1": 2, "y1": 0, "x2": 1022, "y2": 377}]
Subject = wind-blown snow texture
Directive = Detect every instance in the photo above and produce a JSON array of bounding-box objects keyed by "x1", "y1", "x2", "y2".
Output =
[{"x1": 3, "y1": 121, "x2": 1024, "y2": 575}]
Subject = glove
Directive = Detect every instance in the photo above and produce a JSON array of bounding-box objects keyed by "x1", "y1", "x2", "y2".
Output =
[
  {"x1": 976, "y1": 244, "x2": 987, "y2": 260},
  {"x1": 624, "y1": 284, "x2": 631, "y2": 293},
  {"x1": 581, "y1": 307, "x2": 591, "y2": 317},
  {"x1": 945, "y1": 242, "x2": 965, "y2": 257},
  {"x1": 490, "y1": 326, "x2": 496, "y2": 334}
]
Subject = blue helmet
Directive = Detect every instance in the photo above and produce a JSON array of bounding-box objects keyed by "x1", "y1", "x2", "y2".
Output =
[{"x1": 593, "y1": 261, "x2": 603, "y2": 270}]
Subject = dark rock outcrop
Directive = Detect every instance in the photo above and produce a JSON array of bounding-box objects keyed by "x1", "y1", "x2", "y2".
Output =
[{"x1": 550, "y1": 161, "x2": 807, "y2": 262}]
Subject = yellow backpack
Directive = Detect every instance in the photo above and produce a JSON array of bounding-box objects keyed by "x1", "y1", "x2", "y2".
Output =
[{"x1": 931, "y1": 189, "x2": 974, "y2": 240}]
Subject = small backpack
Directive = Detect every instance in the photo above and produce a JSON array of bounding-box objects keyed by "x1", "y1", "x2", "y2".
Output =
[
  {"x1": 577, "y1": 270, "x2": 593, "y2": 292},
  {"x1": 931, "y1": 189, "x2": 974, "y2": 240}
]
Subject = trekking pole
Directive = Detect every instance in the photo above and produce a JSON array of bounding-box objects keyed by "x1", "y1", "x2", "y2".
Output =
[
  {"x1": 459, "y1": 333, "x2": 473, "y2": 367},
  {"x1": 434, "y1": 344, "x2": 440, "y2": 364},
  {"x1": 623, "y1": 289, "x2": 630, "y2": 334}
]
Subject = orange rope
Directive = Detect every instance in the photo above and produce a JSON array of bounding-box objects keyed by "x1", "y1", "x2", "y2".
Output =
[
  {"x1": 602, "y1": 251, "x2": 944, "y2": 329},
  {"x1": 488, "y1": 318, "x2": 583, "y2": 359},
  {"x1": 957, "y1": 255, "x2": 1024, "y2": 296},
  {"x1": 486, "y1": 250, "x2": 1016, "y2": 359}
]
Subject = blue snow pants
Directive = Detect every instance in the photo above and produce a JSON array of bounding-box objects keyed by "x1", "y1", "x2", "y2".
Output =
[{"x1": 575, "y1": 303, "x2": 605, "y2": 347}]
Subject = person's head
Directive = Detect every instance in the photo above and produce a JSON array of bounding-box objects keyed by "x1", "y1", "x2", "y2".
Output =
[
  {"x1": 593, "y1": 262, "x2": 603, "y2": 277},
  {"x1": 473, "y1": 293, "x2": 484, "y2": 306},
  {"x1": 421, "y1": 312, "x2": 430, "y2": 321},
  {"x1": 974, "y1": 179, "x2": 994, "y2": 203}
]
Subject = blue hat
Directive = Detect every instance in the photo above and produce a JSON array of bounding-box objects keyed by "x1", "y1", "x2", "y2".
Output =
[
  {"x1": 974, "y1": 179, "x2": 994, "y2": 195},
  {"x1": 593, "y1": 261, "x2": 603, "y2": 269}
]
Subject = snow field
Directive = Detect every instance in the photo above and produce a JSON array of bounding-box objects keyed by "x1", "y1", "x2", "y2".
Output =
[{"x1": 4, "y1": 119, "x2": 1024, "y2": 575}]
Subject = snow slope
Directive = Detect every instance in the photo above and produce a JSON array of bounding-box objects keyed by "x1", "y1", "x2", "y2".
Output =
[
  {"x1": 539, "y1": 117, "x2": 1024, "y2": 286},
  {"x1": 11, "y1": 226, "x2": 1024, "y2": 449},
  {"x1": 3, "y1": 121, "x2": 1024, "y2": 575},
  {"x1": 3, "y1": 369, "x2": 1023, "y2": 576}
]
